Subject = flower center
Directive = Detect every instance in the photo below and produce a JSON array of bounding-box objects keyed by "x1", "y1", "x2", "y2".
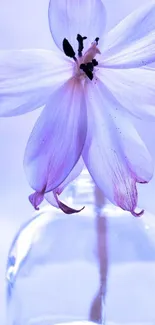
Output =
[{"x1": 62, "y1": 34, "x2": 100, "y2": 80}]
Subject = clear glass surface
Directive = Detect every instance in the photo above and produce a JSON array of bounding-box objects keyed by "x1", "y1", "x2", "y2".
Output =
[{"x1": 5, "y1": 172, "x2": 155, "y2": 325}]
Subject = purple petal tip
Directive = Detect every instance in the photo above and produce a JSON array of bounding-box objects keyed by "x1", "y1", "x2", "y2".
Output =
[
  {"x1": 29, "y1": 191, "x2": 44, "y2": 210},
  {"x1": 132, "y1": 209, "x2": 144, "y2": 217},
  {"x1": 58, "y1": 200, "x2": 85, "y2": 214}
]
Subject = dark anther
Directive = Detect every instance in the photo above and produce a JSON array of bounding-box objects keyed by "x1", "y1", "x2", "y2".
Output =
[
  {"x1": 80, "y1": 58, "x2": 99, "y2": 80},
  {"x1": 86, "y1": 62, "x2": 94, "y2": 72},
  {"x1": 92, "y1": 59, "x2": 98, "y2": 67},
  {"x1": 95, "y1": 37, "x2": 99, "y2": 45},
  {"x1": 63, "y1": 38, "x2": 77, "y2": 60},
  {"x1": 80, "y1": 63, "x2": 93, "y2": 81},
  {"x1": 77, "y1": 34, "x2": 87, "y2": 57}
]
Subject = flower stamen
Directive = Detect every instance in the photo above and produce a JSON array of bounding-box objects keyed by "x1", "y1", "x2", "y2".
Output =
[
  {"x1": 62, "y1": 38, "x2": 77, "y2": 61},
  {"x1": 95, "y1": 37, "x2": 99, "y2": 45},
  {"x1": 62, "y1": 35, "x2": 100, "y2": 80},
  {"x1": 80, "y1": 63, "x2": 93, "y2": 80},
  {"x1": 77, "y1": 34, "x2": 87, "y2": 57},
  {"x1": 80, "y1": 59, "x2": 98, "y2": 80},
  {"x1": 83, "y1": 40, "x2": 101, "y2": 64}
]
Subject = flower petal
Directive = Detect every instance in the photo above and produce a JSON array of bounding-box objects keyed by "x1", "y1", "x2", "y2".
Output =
[
  {"x1": 48, "y1": 0, "x2": 106, "y2": 52},
  {"x1": 101, "y1": 2, "x2": 155, "y2": 68},
  {"x1": 29, "y1": 157, "x2": 84, "y2": 211},
  {"x1": 56, "y1": 157, "x2": 84, "y2": 194},
  {"x1": 29, "y1": 189, "x2": 84, "y2": 214},
  {"x1": 0, "y1": 50, "x2": 72, "y2": 116},
  {"x1": 24, "y1": 79, "x2": 87, "y2": 193},
  {"x1": 29, "y1": 191, "x2": 45, "y2": 211},
  {"x1": 83, "y1": 79, "x2": 153, "y2": 216},
  {"x1": 97, "y1": 67, "x2": 155, "y2": 120},
  {"x1": 53, "y1": 192, "x2": 85, "y2": 214},
  {"x1": 45, "y1": 157, "x2": 84, "y2": 213}
]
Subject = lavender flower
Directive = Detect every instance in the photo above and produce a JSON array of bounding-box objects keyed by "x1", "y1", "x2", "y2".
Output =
[{"x1": 0, "y1": 0, "x2": 155, "y2": 216}]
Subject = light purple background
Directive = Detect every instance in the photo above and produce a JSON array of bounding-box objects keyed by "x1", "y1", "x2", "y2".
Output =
[{"x1": 0, "y1": 0, "x2": 155, "y2": 324}]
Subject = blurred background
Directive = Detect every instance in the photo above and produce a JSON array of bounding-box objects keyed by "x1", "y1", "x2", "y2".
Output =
[{"x1": 0, "y1": 0, "x2": 155, "y2": 324}]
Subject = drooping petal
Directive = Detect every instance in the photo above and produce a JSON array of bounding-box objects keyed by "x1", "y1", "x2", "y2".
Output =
[
  {"x1": 83, "y1": 79, "x2": 153, "y2": 216},
  {"x1": 29, "y1": 191, "x2": 45, "y2": 211},
  {"x1": 29, "y1": 157, "x2": 84, "y2": 212},
  {"x1": 0, "y1": 50, "x2": 73, "y2": 116},
  {"x1": 24, "y1": 79, "x2": 87, "y2": 194},
  {"x1": 48, "y1": 0, "x2": 106, "y2": 52},
  {"x1": 45, "y1": 157, "x2": 84, "y2": 214},
  {"x1": 53, "y1": 191, "x2": 85, "y2": 214},
  {"x1": 97, "y1": 67, "x2": 155, "y2": 120},
  {"x1": 29, "y1": 189, "x2": 84, "y2": 214},
  {"x1": 101, "y1": 2, "x2": 155, "y2": 68}
]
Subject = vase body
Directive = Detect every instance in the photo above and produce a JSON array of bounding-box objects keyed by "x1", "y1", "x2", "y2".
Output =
[
  {"x1": 6, "y1": 171, "x2": 155, "y2": 325},
  {"x1": 6, "y1": 172, "x2": 106, "y2": 325}
]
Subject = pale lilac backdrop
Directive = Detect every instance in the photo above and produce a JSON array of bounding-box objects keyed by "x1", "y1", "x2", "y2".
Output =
[{"x1": 0, "y1": 0, "x2": 154, "y2": 324}]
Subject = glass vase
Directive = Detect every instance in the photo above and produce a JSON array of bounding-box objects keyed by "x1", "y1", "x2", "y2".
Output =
[
  {"x1": 5, "y1": 170, "x2": 155, "y2": 325},
  {"x1": 6, "y1": 171, "x2": 107, "y2": 325}
]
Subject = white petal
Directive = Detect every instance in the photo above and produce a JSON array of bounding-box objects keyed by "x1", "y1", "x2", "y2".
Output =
[
  {"x1": 101, "y1": 2, "x2": 155, "y2": 68},
  {"x1": 83, "y1": 79, "x2": 153, "y2": 215},
  {"x1": 97, "y1": 67, "x2": 155, "y2": 120},
  {"x1": 0, "y1": 50, "x2": 73, "y2": 116},
  {"x1": 48, "y1": 0, "x2": 106, "y2": 52},
  {"x1": 24, "y1": 79, "x2": 87, "y2": 193}
]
